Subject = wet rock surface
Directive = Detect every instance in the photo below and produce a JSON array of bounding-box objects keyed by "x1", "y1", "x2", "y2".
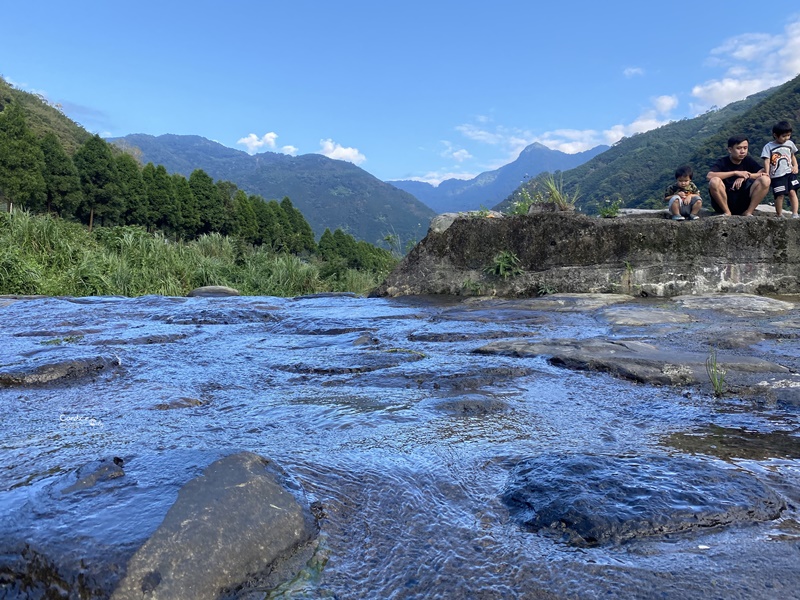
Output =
[
  {"x1": 112, "y1": 452, "x2": 317, "y2": 600},
  {"x1": 1, "y1": 293, "x2": 799, "y2": 599},
  {"x1": 503, "y1": 454, "x2": 786, "y2": 547},
  {"x1": 0, "y1": 451, "x2": 316, "y2": 600}
]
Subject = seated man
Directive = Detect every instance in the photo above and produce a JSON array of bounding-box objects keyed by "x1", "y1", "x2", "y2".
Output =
[{"x1": 707, "y1": 135, "x2": 770, "y2": 215}]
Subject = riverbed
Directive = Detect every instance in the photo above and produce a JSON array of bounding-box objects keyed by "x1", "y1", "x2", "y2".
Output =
[{"x1": 1, "y1": 293, "x2": 799, "y2": 599}]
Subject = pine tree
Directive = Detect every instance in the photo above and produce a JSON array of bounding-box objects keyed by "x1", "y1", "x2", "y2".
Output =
[
  {"x1": 115, "y1": 153, "x2": 147, "y2": 225},
  {"x1": 150, "y1": 164, "x2": 179, "y2": 234},
  {"x1": 40, "y1": 132, "x2": 81, "y2": 216},
  {"x1": 262, "y1": 200, "x2": 292, "y2": 250},
  {"x1": 215, "y1": 180, "x2": 240, "y2": 236},
  {"x1": 189, "y1": 169, "x2": 224, "y2": 234},
  {"x1": 280, "y1": 196, "x2": 317, "y2": 253},
  {"x1": 73, "y1": 135, "x2": 121, "y2": 230},
  {"x1": 0, "y1": 102, "x2": 46, "y2": 212},
  {"x1": 233, "y1": 190, "x2": 259, "y2": 244},
  {"x1": 172, "y1": 173, "x2": 201, "y2": 238}
]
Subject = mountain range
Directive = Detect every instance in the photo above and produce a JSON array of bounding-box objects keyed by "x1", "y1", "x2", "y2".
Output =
[
  {"x1": 390, "y1": 143, "x2": 607, "y2": 214},
  {"x1": 110, "y1": 134, "x2": 434, "y2": 247},
  {"x1": 112, "y1": 135, "x2": 606, "y2": 244}
]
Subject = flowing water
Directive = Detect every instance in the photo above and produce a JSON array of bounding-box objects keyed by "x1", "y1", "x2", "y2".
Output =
[{"x1": 1, "y1": 294, "x2": 799, "y2": 599}]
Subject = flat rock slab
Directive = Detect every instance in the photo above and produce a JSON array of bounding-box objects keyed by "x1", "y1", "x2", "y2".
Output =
[
  {"x1": 672, "y1": 293, "x2": 795, "y2": 316},
  {"x1": 515, "y1": 293, "x2": 634, "y2": 312},
  {"x1": 475, "y1": 337, "x2": 789, "y2": 386},
  {"x1": 503, "y1": 454, "x2": 786, "y2": 546},
  {"x1": 0, "y1": 355, "x2": 121, "y2": 386},
  {"x1": 112, "y1": 452, "x2": 317, "y2": 600},
  {"x1": 600, "y1": 306, "x2": 695, "y2": 326},
  {"x1": 0, "y1": 452, "x2": 316, "y2": 600}
]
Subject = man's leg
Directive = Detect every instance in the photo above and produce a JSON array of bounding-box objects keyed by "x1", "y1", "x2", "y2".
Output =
[
  {"x1": 708, "y1": 177, "x2": 731, "y2": 215},
  {"x1": 742, "y1": 175, "x2": 771, "y2": 215}
]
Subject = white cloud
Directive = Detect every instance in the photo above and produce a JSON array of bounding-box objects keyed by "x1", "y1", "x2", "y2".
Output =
[
  {"x1": 439, "y1": 141, "x2": 473, "y2": 162},
  {"x1": 653, "y1": 94, "x2": 678, "y2": 114},
  {"x1": 692, "y1": 17, "x2": 800, "y2": 110},
  {"x1": 454, "y1": 122, "x2": 539, "y2": 166},
  {"x1": 237, "y1": 132, "x2": 279, "y2": 154},
  {"x1": 451, "y1": 149, "x2": 472, "y2": 162},
  {"x1": 237, "y1": 132, "x2": 299, "y2": 156},
  {"x1": 532, "y1": 94, "x2": 678, "y2": 153},
  {"x1": 405, "y1": 171, "x2": 478, "y2": 186},
  {"x1": 318, "y1": 139, "x2": 366, "y2": 165},
  {"x1": 624, "y1": 67, "x2": 644, "y2": 78},
  {"x1": 455, "y1": 123, "x2": 507, "y2": 145}
]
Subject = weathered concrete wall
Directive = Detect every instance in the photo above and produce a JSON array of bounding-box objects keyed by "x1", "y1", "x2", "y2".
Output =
[{"x1": 373, "y1": 212, "x2": 800, "y2": 298}]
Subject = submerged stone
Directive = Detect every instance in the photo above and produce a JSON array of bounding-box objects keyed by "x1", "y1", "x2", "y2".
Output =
[
  {"x1": 475, "y1": 337, "x2": 789, "y2": 386},
  {"x1": 503, "y1": 454, "x2": 785, "y2": 546},
  {"x1": 0, "y1": 355, "x2": 121, "y2": 386},
  {"x1": 0, "y1": 451, "x2": 317, "y2": 600}
]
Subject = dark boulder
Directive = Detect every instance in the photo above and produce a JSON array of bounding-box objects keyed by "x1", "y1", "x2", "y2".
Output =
[
  {"x1": 0, "y1": 452, "x2": 317, "y2": 600},
  {"x1": 502, "y1": 454, "x2": 785, "y2": 547}
]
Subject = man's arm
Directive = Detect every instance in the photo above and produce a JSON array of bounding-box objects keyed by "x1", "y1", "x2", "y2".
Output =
[{"x1": 706, "y1": 168, "x2": 752, "y2": 181}]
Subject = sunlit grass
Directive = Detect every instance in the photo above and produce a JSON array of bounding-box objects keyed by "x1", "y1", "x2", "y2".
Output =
[{"x1": 0, "y1": 212, "x2": 391, "y2": 297}]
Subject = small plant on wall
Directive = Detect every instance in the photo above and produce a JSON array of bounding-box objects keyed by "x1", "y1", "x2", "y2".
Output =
[
  {"x1": 598, "y1": 197, "x2": 623, "y2": 218},
  {"x1": 485, "y1": 251, "x2": 522, "y2": 279}
]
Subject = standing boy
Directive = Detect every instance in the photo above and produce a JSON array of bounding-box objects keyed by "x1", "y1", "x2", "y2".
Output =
[
  {"x1": 760, "y1": 121, "x2": 800, "y2": 218},
  {"x1": 664, "y1": 165, "x2": 703, "y2": 221},
  {"x1": 707, "y1": 136, "x2": 770, "y2": 216}
]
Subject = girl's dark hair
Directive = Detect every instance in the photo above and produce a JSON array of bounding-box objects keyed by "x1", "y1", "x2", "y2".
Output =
[
  {"x1": 675, "y1": 165, "x2": 693, "y2": 179},
  {"x1": 773, "y1": 121, "x2": 793, "y2": 136}
]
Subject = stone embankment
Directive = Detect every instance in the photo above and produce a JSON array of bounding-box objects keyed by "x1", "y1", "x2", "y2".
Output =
[{"x1": 373, "y1": 210, "x2": 800, "y2": 298}]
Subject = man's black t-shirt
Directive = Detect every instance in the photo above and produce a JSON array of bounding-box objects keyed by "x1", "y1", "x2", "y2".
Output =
[{"x1": 709, "y1": 155, "x2": 762, "y2": 190}]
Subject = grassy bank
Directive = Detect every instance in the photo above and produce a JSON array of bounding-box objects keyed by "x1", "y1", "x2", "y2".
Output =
[{"x1": 0, "y1": 212, "x2": 396, "y2": 297}]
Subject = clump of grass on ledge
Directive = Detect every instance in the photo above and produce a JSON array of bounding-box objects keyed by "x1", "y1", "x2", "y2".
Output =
[{"x1": 0, "y1": 212, "x2": 392, "y2": 297}]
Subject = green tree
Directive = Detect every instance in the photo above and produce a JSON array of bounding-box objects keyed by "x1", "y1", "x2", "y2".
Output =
[
  {"x1": 318, "y1": 228, "x2": 336, "y2": 261},
  {"x1": 189, "y1": 169, "x2": 224, "y2": 234},
  {"x1": 73, "y1": 134, "x2": 121, "y2": 230},
  {"x1": 40, "y1": 132, "x2": 81, "y2": 216},
  {"x1": 280, "y1": 196, "x2": 316, "y2": 253},
  {"x1": 0, "y1": 102, "x2": 46, "y2": 212},
  {"x1": 215, "y1": 180, "x2": 240, "y2": 236},
  {"x1": 115, "y1": 153, "x2": 147, "y2": 225},
  {"x1": 172, "y1": 173, "x2": 201, "y2": 238},
  {"x1": 143, "y1": 164, "x2": 179, "y2": 234},
  {"x1": 233, "y1": 190, "x2": 259, "y2": 245},
  {"x1": 260, "y1": 199, "x2": 291, "y2": 250}
]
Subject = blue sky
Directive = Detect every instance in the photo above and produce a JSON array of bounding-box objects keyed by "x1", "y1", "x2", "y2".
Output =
[{"x1": 3, "y1": 2, "x2": 800, "y2": 184}]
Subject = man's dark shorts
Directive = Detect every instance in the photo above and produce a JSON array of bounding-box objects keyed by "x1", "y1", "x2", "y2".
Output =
[
  {"x1": 770, "y1": 173, "x2": 800, "y2": 197},
  {"x1": 711, "y1": 179, "x2": 755, "y2": 215}
]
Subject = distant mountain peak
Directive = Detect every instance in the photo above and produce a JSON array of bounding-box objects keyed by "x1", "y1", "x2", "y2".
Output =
[{"x1": 390, "y1": 142, "x2": 608, "y2": 213}]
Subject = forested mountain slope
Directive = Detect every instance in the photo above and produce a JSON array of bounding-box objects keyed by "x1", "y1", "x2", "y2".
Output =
[{"x1": 113, "y1": 134, "x2": 435, "y2": 246}]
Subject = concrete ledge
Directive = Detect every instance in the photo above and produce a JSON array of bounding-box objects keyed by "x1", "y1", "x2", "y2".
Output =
[{"x1": 373, "y1": 211, "x2": 800, "y2": 298}]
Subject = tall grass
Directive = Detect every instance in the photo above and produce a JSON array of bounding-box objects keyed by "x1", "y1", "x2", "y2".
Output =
[{"x1": 0, "y1": 212, "x2": 393, "y2": 297}]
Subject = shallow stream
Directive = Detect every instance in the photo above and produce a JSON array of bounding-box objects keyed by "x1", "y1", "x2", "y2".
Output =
[{"x1": 1, "y1": 293, "x2": 799, "y2": 599}]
